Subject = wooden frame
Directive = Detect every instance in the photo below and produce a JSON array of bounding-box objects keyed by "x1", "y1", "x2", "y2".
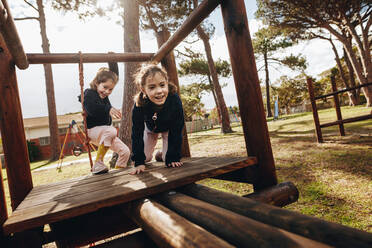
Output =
[{"x1": 307, "y1": 77, "x2": 372, "y2": 143}]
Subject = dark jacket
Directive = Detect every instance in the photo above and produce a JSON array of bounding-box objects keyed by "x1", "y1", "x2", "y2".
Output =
[
  {"x1": 81, "y1": 89, "x2": 112, "y2": 129},
  {"x1": 131, "y1": 93, "x2": 184, "y2": 166}
]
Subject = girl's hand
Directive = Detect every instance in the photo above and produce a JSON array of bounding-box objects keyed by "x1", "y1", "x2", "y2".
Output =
[
  {"x1": 167, "y1": 161, "x2": 183, "y2": 168},
  {"x1": 130, "y1": 165, "x2": 145, "y2": 175},
  {"x1": 110, "y1": 107, "x2": 122, "y2": 119}
]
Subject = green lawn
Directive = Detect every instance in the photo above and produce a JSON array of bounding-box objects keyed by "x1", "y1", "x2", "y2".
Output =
[{"x1": 1, "y1": 105, "x2": 371, "y2": 233}]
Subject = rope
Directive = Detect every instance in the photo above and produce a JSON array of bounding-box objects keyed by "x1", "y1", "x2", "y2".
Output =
[{"x1": 79, "y1": 51, "x2": 94, "y2": 169}]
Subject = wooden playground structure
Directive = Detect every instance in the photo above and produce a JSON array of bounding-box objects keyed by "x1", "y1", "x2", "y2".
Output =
[
  {"x1": 1, "y1": 0, "x2": 372, "y2": 247},
  {"x1": 307, "y1": 77, "x2": 372, "y2": 143}
]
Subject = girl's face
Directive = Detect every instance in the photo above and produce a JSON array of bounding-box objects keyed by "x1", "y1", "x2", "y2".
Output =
[
  {"x1": 96, "y1": 79, "x2": 115, "y2": 99},
  {"x1": 142, "y1": 72, "x2": 169, "y2": 105}
]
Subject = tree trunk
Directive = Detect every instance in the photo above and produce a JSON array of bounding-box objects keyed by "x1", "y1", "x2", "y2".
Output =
[
  {"x1": 343, "y1": 48, "x2": 360, "y2": 105},
  {"x1": 36, "y1": 0, "x2": 60, "y2": 161},
  {"x1": 208, "y1": 74, "x2": 221, "y2": 123},
  {"x1": 264, "y1": 52, "x2": 272, "y2": 117},
  {"x1": 196, "y1": 26, "x2": 232, "y2": 133},
  {"x1": 343, "y1": 39, "x2": 372, "y2": 106}
]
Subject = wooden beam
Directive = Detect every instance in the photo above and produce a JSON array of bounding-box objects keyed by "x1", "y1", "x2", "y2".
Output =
[
  {"x1": 320, "y1": 114, "x2": 372, "y2": 128},
  {"x1": 152, "y1": 0, "x2": 220, "y2": 63},
  {"x1": 93, "y1": 230, "x2": 157, "y2": 248},
  {"x1": 306, "y1": 78, "x2": 323, "y2": 143},
  {"x1": 179, "y1": 183, "x2": 372, "y2": 248},
  {"x1": 0, "y1": 34, "x2": 33, "y2": 210},
  {"x1": 0, "y1": 0, "x2": 28, "y2": 69},
  {"x1": 243, "y1": 181, "x2": 299, "y2": 207},
  {"x1": 156, "y1": 191, "x2": 331, "y2": 248},
  {"x1": 156, "y1": 29, "x2": 191, "y2": 158},
  {"x1": 331, "y1": 76, "x2": 345, "y2": 136},
  {"x1": 26, "y1": 52, "x2": 154, "y2": 64},
  {"x1": 123, "y1": 198, "x2": 234, "y2": 248},
  {"x1": 315, "y1": 82, "x2": 372, "y2": 100},
  {"x1": 220, "y1": 0, "x2": 277, "y2": 190}
]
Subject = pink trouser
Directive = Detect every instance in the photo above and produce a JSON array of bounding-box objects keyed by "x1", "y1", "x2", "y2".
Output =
[
  {"x1": 144, "y1": 126, "x2": 168, "y2": 162},
  {"x1": 88, "y1": 126, "x2": 130, "y2": 167}
]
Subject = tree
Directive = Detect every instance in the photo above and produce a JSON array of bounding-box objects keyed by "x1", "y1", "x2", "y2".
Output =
[
  {"x1": 252, "y1": 26, "x2": 307, "y2": 117},
  {"x1": 179, "y1": 83, "x2": 206, "y2": 121},
  {"x1": 256, "y1": 0, "x2": 372, "y2": 106}
]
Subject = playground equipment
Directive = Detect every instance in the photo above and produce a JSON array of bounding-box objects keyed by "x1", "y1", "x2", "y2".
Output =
[
  {"x1": 1, "y1": 0, "x2": 372, "y2": 247},
  {"x1": 307, "y1": 76, "x2": 372, "y2": 143}
]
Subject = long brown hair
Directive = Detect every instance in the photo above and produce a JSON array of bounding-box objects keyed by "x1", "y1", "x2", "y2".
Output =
[
  {"x1": 134, "y1": 63, "x2": 177, "y2": 106},
  {"x1": 89, "y1": 67, "x2": 118, "y2": 90}
]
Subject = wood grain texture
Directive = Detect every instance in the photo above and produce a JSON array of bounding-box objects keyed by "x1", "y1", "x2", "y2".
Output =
[
  {"x1": 220, "y1": 0, "x2": 277, "y2": 190},
  {"x1": 123, "y1": 198, "x2": 233, "y2": 248},
  {"x1": 3, "y1": 157, "x2": 256, "y2": 234},
  {"x1": 0, "y1": 34, "x2": 33, "y2": 210},
  {"x1": 156, "y1": 191, "x2": 330, "y2": 248},
  {"x1": 179, "y1": 183, "x2": 372, "y2": 248}
]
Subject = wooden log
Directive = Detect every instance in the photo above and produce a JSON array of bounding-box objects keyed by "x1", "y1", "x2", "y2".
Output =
[
  {"x1": 331, "y1": 76, "x2": 345, "y2": 136},
  {"x1": 243, "y1": 181, "x2": 299, "y2": 207},
  {"x1": 93, "y1": 230, "x2": 157, "y2": 248},
  {"x1": 156, "y1": 191, "x2": 331, "y2": 248},
  {"x1": 152, "y1": 0, "x2": 220, "y2": 63},
  {"x1": 156, "y1": 29, "x2": 191, "y2": 158},
  {"x1": 320, "y1": 114, "x2": 372, "y2": 128},
  {"x1": 179, "y1": 183, "x2": 372, "y2": 248},
  {"x1": 0, "y1": 34, "x2": 33, "y2": 210},
  {"x1": 26, "y1": 52, "x2": 154, "y2": 64},
  {"x1": 220, "y1": 0, "x2": 277, "y2": 190},
  {"x1": 0, "y1": 0, "x2": 28, "y2": 69},
  {"x1": 123, "y1": 198, "x2": 234, "y2": 248},
  {"x1": 315, "y1": 82, "x2": 372, "y2": 100},
  {"x1": 48, "y1": 205, "x2": 138, "y2": 247},
  {"x1": 212, "y1": 166, "x2": 256, "y2": 184},
  {"x1": 306, "y1": 78, "x2": 323, "y2": 143}
]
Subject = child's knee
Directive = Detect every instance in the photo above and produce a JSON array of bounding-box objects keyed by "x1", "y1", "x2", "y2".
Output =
[{"x1": 105, "y1": 126, "x2": 117, "y2": 138}]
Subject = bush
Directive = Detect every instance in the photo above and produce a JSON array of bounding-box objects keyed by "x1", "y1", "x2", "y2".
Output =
[{"x1": 27, "y1": 140, "x2": 40, "y2": 162}]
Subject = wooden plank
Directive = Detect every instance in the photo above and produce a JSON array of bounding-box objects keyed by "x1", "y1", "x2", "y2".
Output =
[
  {"x1": 179, "y1": 183, "x2": 372, "y2": 248},
  {"x1": 123, "y1": 198, "x2": 233, "y2": 248},
  {"x1": 156, "y1": 191, "x2": 331, "y2": 248},
  {"x1": 306, "y1": 78, "x2": 323, "y2": 143},
  {"x1": 220, "y1": 0, "x2": 277, "y2": 190},
  {"x1": 331, "y1": 76, "x2": 345, "y2": 136},
  {"x1": 0, "y1": 0, "x2": 28, "y2": 69},
  {"x1": 3, "y1": 157, "x2": 256, "y2": 234},
  {"x1": 152, "y1": 0, "x2": 220, "y2": 63},
  {"x1": 27, "y1": 52, "x2": 154, "y2": 64},
  {"x1": 0, "y1": 34, "x2": 33, "y2": 210},
  {"x1": 320, "y1": 114, "x2": 372, "y2": 128}
]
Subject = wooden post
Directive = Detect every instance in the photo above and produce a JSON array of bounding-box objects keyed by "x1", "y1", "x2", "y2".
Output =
[
  {"x1": 179, "y1": 183, "x2": 372, "y2": 248},
  {"x1": 330, "y1": 76, "x2": 345, "y2": 136},
  {"x1": 0, "y1": 34, "x2": 33, "y2": 210},
  {"x1": 306, "y1": 78, "x2": 323, "y2": 143},
  {"x1": 156, "y1": 29, "x2": 191, "y2": 158},
  {"x1": 220, "y1": 0, "x2": 277, "y2": 190}
]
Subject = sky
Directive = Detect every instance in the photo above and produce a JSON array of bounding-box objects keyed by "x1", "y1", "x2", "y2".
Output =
[{"x1": 10, "y1": 0, "x2": 341, "y2": 118}]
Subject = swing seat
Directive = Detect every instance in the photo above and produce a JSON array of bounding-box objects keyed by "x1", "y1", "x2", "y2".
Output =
[{"x1": 72, "y1": 145, "x2": 83, "y2": 156}]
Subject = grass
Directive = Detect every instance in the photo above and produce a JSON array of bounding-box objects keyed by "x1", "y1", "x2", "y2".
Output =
[{"x1": 1, "y1": 105, "x2": 371, "y2": 236}]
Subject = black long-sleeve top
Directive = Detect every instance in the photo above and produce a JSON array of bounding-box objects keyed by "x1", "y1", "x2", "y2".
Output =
[
  {"x1": 131, "y1": 93, "x2": 184, "y2": 166},
  {"x1": 82, "y1": 89, "x2": 112, "y2": 129}
]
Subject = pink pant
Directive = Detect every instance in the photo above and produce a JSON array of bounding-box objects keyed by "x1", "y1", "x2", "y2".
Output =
[
  {"x1": 144, "y1": 126, "x2": 168, "y2": 162},
  {"x1": 88, "y1": 126, "x2": 130, "y2": 167}
]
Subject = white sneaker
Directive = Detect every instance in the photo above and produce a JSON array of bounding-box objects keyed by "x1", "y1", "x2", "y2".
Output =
[{"x1": 92, "y1": 161, "x2": 109, "y2": 174}]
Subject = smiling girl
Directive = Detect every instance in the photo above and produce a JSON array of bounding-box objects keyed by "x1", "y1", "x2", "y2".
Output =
[
  {"x1": 82, "y1": 67, "x2": 130, "y2": 174},
  {"x1": 131, "y1": 64, "x2": 185, "y2": 174}
]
